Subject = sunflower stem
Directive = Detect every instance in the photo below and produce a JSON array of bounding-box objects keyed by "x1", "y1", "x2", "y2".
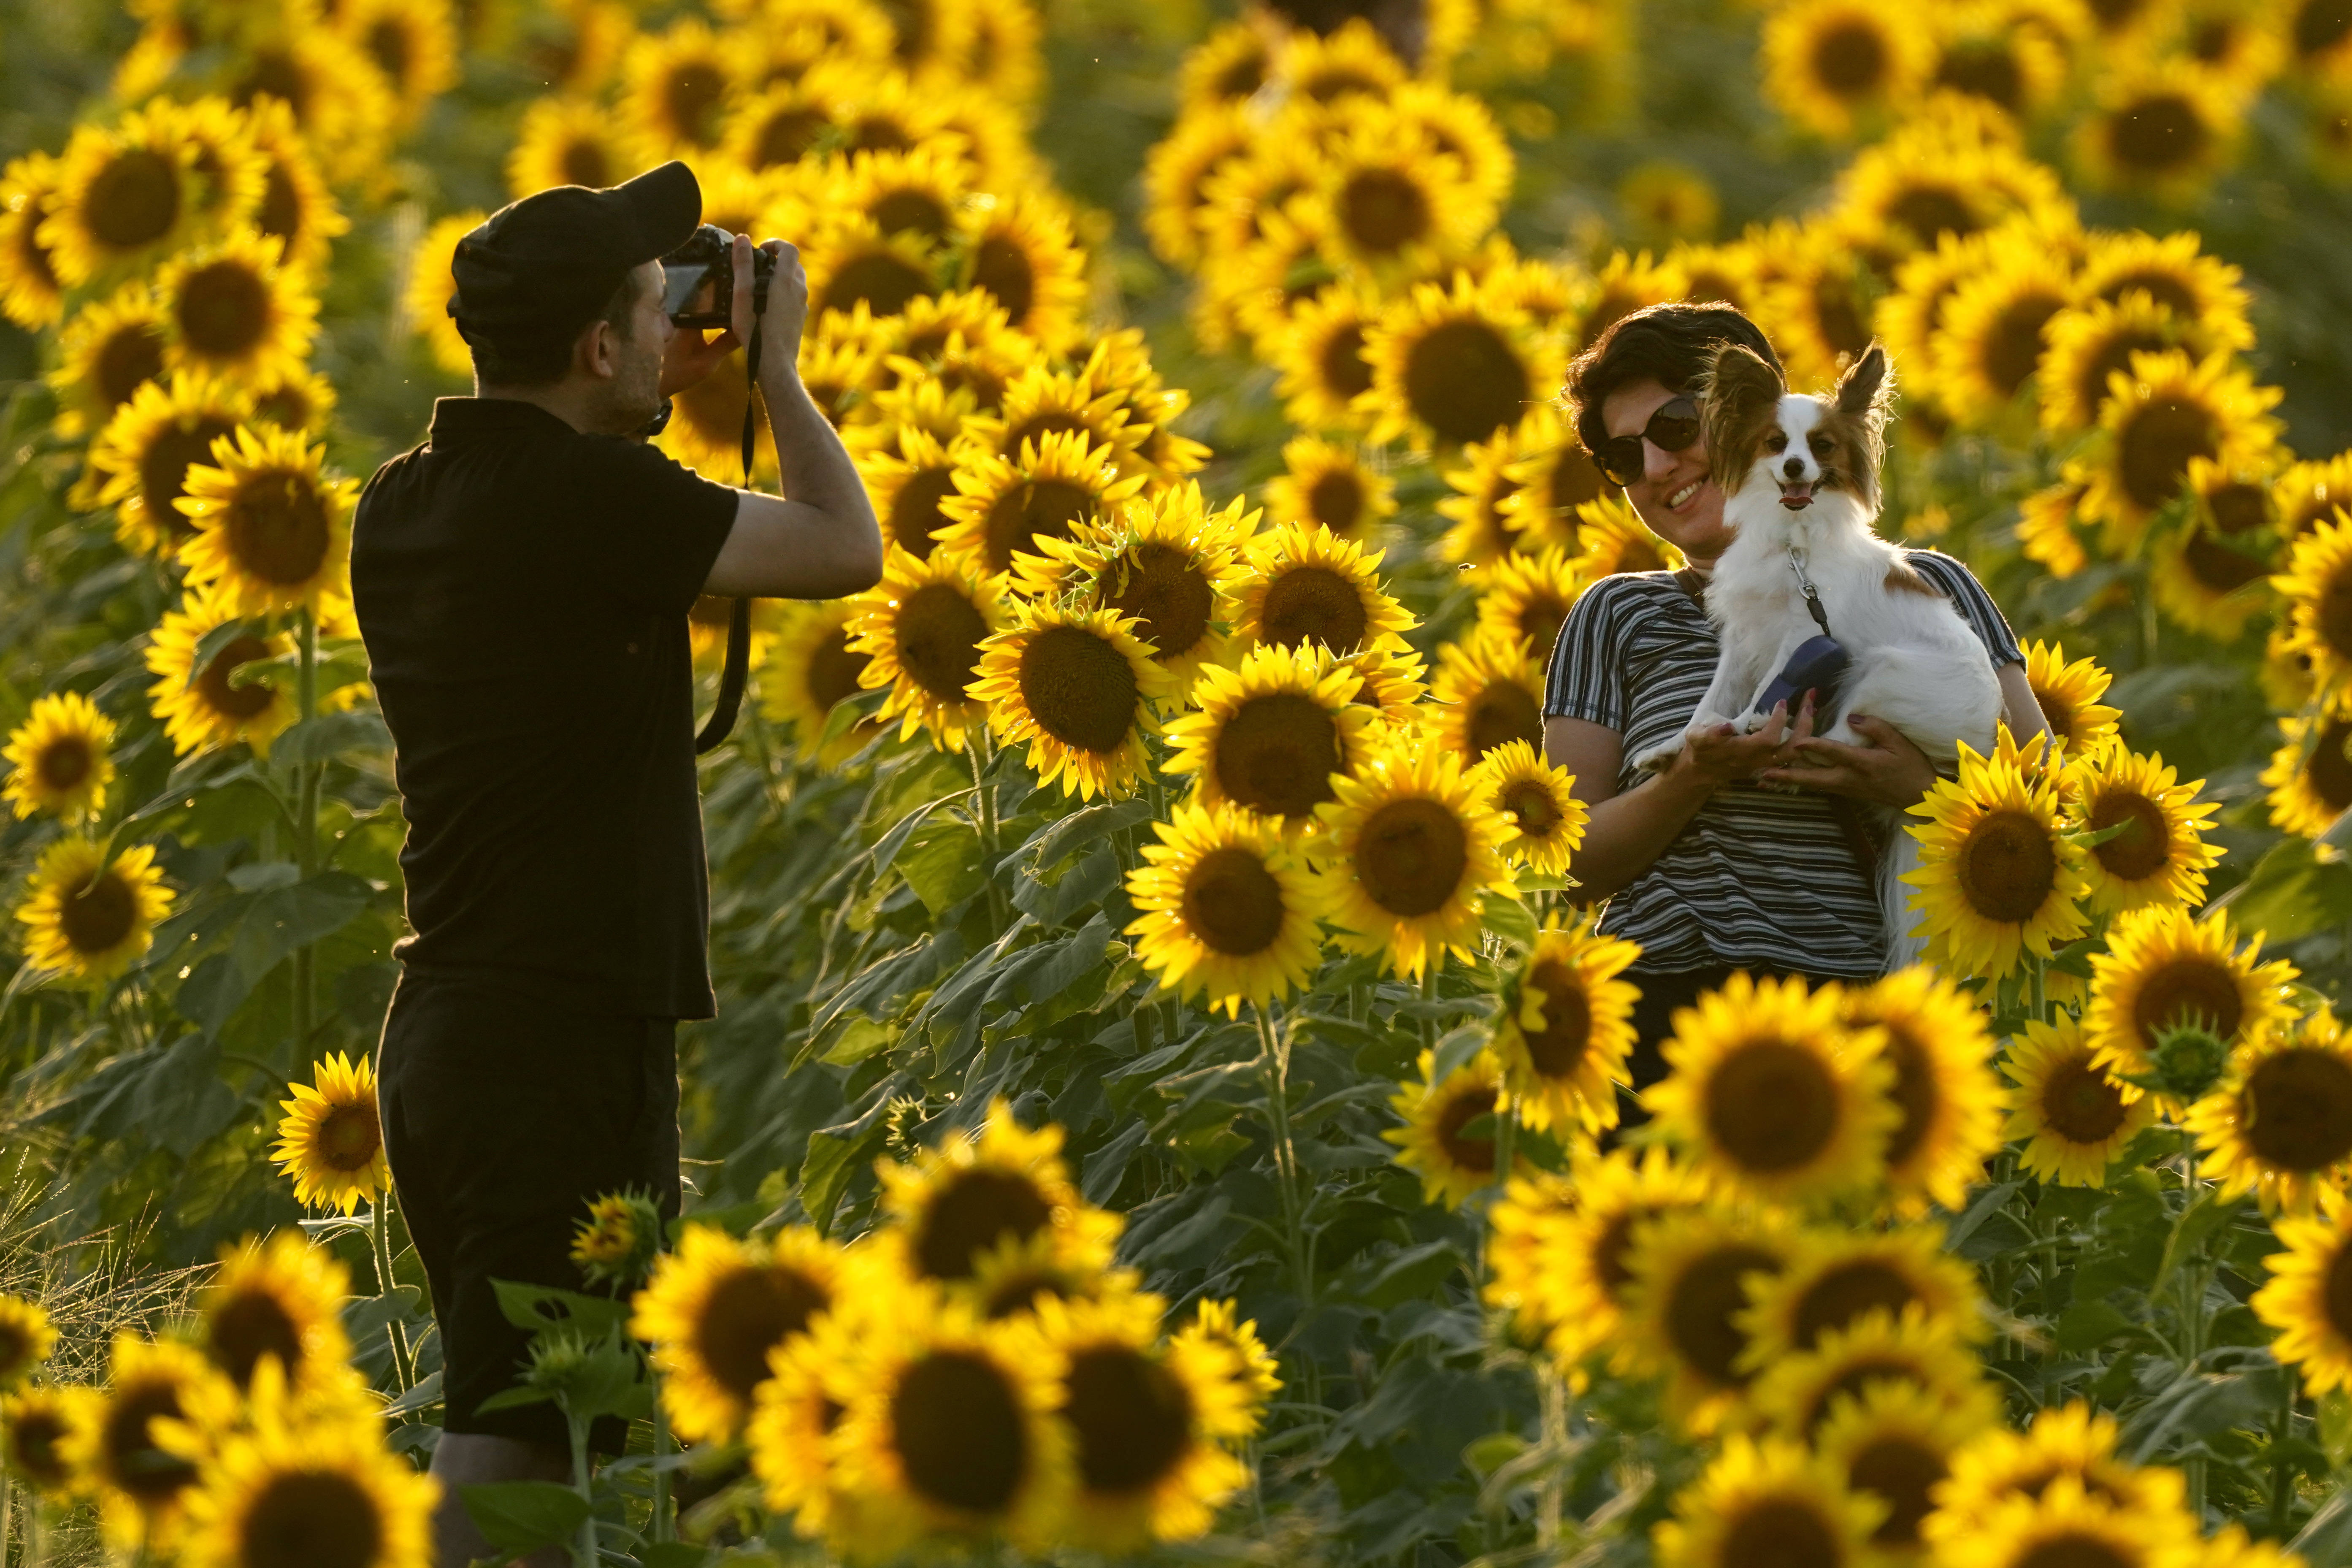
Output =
[
  {"x1": 1536, "y1": 1370, "x2": 1565, "y2": 1552},
  {"x1": 568, "y1": 1410, "x2": 597, "y2": 1568},
  {"x1": 1419, "y1": 962, "x2": 1438, "y2": 1051},
  {"x1": 652, "y1": 1397, "x2": 674, "y2": 1544},
  {"x1": 2028, "y1": 951, "x2": 2046, "y2": 1026},
  {"x1": 967, "y1": 731, "x2": 1008, "y2": 929},
  {"x1": 2270, "y1": 1365, "x2": 2298, "y2": 1533},
  {"x1": 292, "y1": 608, "x2": 319, "y2": 1057},
  {"x1": 369, "y1": 1194, "x2": 415, "y2": 1395},
  {"x1": 1253, "y1": 1003, "x2": 1310, "y2": 1308}
]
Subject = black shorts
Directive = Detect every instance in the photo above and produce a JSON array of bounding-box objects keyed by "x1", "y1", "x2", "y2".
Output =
[
  {"x1": 377, "y1": 969, "x2": 680, "y2": 1452},
  {"x1": 1612, "y1": 963, "x2": 1851, "y2": 1133}
]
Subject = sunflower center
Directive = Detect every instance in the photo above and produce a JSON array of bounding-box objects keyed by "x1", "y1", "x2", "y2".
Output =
[
  {"x1": 1934, "y1": 43, "x2": 2022, "y2": 112},
  {"x1": 200, "y1": 635, "x2": 279, "y2": 721},
  {"x1": 2183, "y1": 528, "x2": 2267, "y2": 593},
  {"x1": 693, "y1": 1265, "x2": 827, "y2": 1404},
  {"x1": 258, "y1": 162, "x2": 303, "y2": 246},
  {"x1": 313, "y1": 1102, "x2": 382, "y2": 1173},
  {"x1": 1003, "y1": 412, "x2": 1094, "y2": 456},
  {"x1": 1705, "y1": 1040, "x2": 1841, "y2": 1175},
  {"x1": 1594, "y1": 1207, "x2": 1652, "y2": 1301},
  {"x1": 1502, "y1": 778, "x2": 1560, "y2": 838},
  {"x1": 1850, "y1": 1435, "x2": 1946, "y2": 1545},
  {"x1": 870, "y1": 189, "x2": 950, "y2": 241},
  {"x1": 1340, "y1": 167, "x2": 1432, "y2": 255},
  {"x1": 892, "y1": 582, "x2": 988, "y2": 701},
  {"x1": 1724, "y1": 1497, "x2": 1843, "y2": 1565},
  {"x1": 1405, "y1": 319, "x2": 1529, "y2": 447},
  {"x1": 1805, "y1": 1358, "x2": 1926, "y2": 1434},
  {"x1": 176, "y1": 258, "x2": 273, "y2": 360},
  {"x1": 916, "y1": 1169, "x2": 1054, "y2": 1280},
  {"x1": 60, "y1": 868, "x2": 137, "y2": 956},
  {"x1": 2088, "y1": 790, "x2": 2171, "y2": 883},
  {"x1": 2131, "y1": 957, "x2": 2243, "y2": 1048},
  {"x1": 806, "y1": 627, "x2": 869, "y2": 715},
  {"x1": 2041, "y1": 1056, "x2": 2128, "y2": 1144},
  {"x1": 1792, "y1": 1261, "x2": 1916, "y2": 1351},
  {"x1": 1099, "y1": 542, "x2": 1214, "y2": 662},
  {"x1": 2313, "y1": 566, "x2": 2352, "y2": 667},
  {"x1": 984, "y1": 478, "x2": 1094, "y2": 571},
  {"x1": 971, "y1": 236, "x2": 1037, "y2": 328},
  {"x1": 1355, "y1": 797, "x2": 1470, "y2": 918},
  {"x1": 141, "y1": 417, "x2": 239, "y2": 534},
  {"x1": 663, "y1": 61, "x2": 730, "y2": 146},
  {"x1": 237, "y1": 1469, "x2": 383, "y2": 1568},
  {"x1": 2312, "y1": 720, "x2": 2352, "y2": 814},
  {"x1": 1065, "y1": 1345, "x2": 1193, "y2": 1495},
  {"x1": 103, "y1": 1381, "x2": 197, "y2": 1500},
  {"x1": 225, "y1": 472, "x2": 332, "y2": 588},
  {"x1": 1880, "y1": 1029, "x2": 1937, "y2": 1171},
  {"x1": 2297, "y1": 0, "x2": 2352, "y2": 57},
  {"x1": 1956, "y1": 809, "x2": 2058, "y2": 923},
  {"x1": 35, "y1": 735, "x2": 91, "y2": 793},
  {"x1": 2242, "y1": 1048, "x2": 2352, "y2": 1172},
  {"x1": 1018, "y1": 624, "x2": 1138, "y2": 755},
  {"x1": 2110, "y1": 94, "x2": 2209, "y2": 176},
  {"x1": 846, "y1": 114, "x2": 915, "y2": 154},
  {"x1": 2076, "y1": 329, "x2": 2169, "y2": 419},
  {"x1": 1213, "y1": 692, "x2": 1342, "y2": 818},
  {"x1": 754, "y1": 108, "x2": 831, "y2": 166},
  {"x1": 1321, "y1": 322, "x2": 1374, "y2": 401},
  {"x1": 1468, "y1": 677, "x2": 1543, "y2": 761},
  {"x1": 1665, "y1": 1243, "x2": 1780, "y2": 1385},
  {"x1": 1813, "y1": 20, "x2": 1889, "y2": 95},
  {"x1": 1813, "y1": 276, "x2": 1874, "y2": 358},
  {"x1": 560, "y1": 138, "x2": 612, "y2": 189},
  {"x1": 1984, "y1": 293, "x2": 2066, "y2": 400},
  {"x1": 1435, "y1": 1085, "x2": 1498, "y2": 1173},
  {"x1": 210, "y1": 1288, "x2": 304, "y2": 1388},
  {"x1": 819, "y1": 247, "x2": 935, "y2": 320},
  {"x1": 1182, "y1": 846, "x2": 1286, "y2": 957},
  {"x1": 1259, "y1": 565, "x2": 1371, "y2": 655},
  {"x1": 884, "y1": 465, "x2": 956, "y2": 557},
  {"x1": 235, "y1": 50, "x2": 316, "y2": 121},
  {"x1": 2325, "y1": 1233, "x2": 2352, "y2": 1341},
  {"x1": 2118, "y1": 395, "x2": 2220, "y2": 513},
  {"x1": 1307, "y1": 469, "x2": 1365, "y2": 535},
  {"x1": 7, "y1": 1408, "x2": 70, "y2": 1488},
  {"x1": 16, "y1": 198, "x2": 60, "y2": 290},
  {"x1": 87, "y1": 149, "x2": 183, "y2": 249},
  {"x1": 891, "y1": 1350, "x2": 1028, "y2": 1513},
  {"x1": 1889, "y1": 186, "x2": 1978, "y2": 250},
  {"x1": 980, "y1": 1269, "x2": 1072, "y2": 1319},
  {"x1": 97, "y1": 324, "x2": 168, "y2": 412},
  {"x1": 2016, "y1": 1533, "x2": 2137, "y2": 1568},
  {"x1": 1520, "y1": 958, "x2": 1592, "y2": 1080}
]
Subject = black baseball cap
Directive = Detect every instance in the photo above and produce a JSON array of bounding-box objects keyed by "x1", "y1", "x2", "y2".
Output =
[{"x1": 447, "y1": 160, "x2": 702, "y2": 350}]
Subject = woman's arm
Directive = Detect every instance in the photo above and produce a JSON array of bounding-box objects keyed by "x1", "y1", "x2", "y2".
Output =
[
  {"x1": 1759, "y1": 661, "x2": 2052, "y2": 802},
  {"x1": 1546, "y1": 697, "x2": 1816, "y2": 902}
]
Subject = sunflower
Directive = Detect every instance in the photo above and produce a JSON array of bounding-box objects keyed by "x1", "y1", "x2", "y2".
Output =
[
  {"x1": 1651, "y1": 1433, "x2": 1884, "y2": 1568},
  {"x1": 1268, "y1": 281, "x2": 1383, "y2": 433},
  {"x1": 1928, "y1": 239, "x2": 2078, "y2": 429},
  {"x1": 175, "y1": 425, "x2": 355, "y2": 620},
  {"x1": 2068, "y1": 744, "x2": 2222, "y2": 914},
  {"x1": 744, "y1": 1308, "x2": 863, "y2": 1538},
  {"x1": 0, "y1": 1384, "x2": 95, "y2": 1496},
  {"x1": 1429, "y1": 627, "x2": 1546, "y2": 770},
  {"x1": 198, "y1": 1232, "x2": 357, "y2": 1408},
  {"x1": 1875, "y1": 229, "x2": 1994, "y2": 387},
  {"x1": 14, "y1": 837, "x2": 174, "y2": 987},
  {"x1": 954, "y1": 191, "x2": 1086, "y2": 352},
  {"x1": 1262, "y1": 435, "x2": 1395, "y2": 542},
  {"x1": 937, "y1": 429, "x2": 1147, "y2": 577},
  {"x1": 879, "y1": 1106, "x2": 1119, "y2": 1301},
  {"x1": 1519, "y1": 1147, "x2": 1706, "y2": 1374},
  {"x1": 144, "y1": 585, "x2": 299, "y2": 760},
  {"x1": 1304, "y1": 110, "x2": 1494, "y2": 275},
  {"x1": 1736, "y1": 1226, "x2": 1983, "y2": 1382},
  {"x1": 1384, "y1": 1047, "x2": 1518, "y2": 1208},
  {"x1": 156, "y1": 230, "x2": 319, "y2": 387},
  {"x1": 969, "y1": 604, "x2": 1173, "y2": 800},
  {"x1": 1472, "y1": 545, "x2": 1584, "y2": 669},
  {"x1": 1619, "y1": 1206, "x2": 1793, "y2": 1428},
  {"x1": 2003, "y1": 1014, "x2": 2159, "y2": 1186},
  {"x1": 67, "y1": 1335, "x2": 235, "y2": 1551},
  {"x1": 1020, "y1": 485, "x2": 1254, "y2": 699},
  {"x1": 1839, "y1": 965, "x2": 2006, "y2": 1214},
  {"x1": 2073, "y1": 58, "x2": 2244, "y2": 201},
  {"x1": 1572, "y1": 495, "x2": 1684, "y2": 578},
  {"x1": 219, "y1": 27, "x2": 398, "y2": 186},
  {"x1": 1165, "y1": 642, "x2": 1378, "y2": 829},
  {"x1": 0, "y1": 151, "x2": 64, "y2": 330},
  {"x1": 505, "y1": 95, "x2": 630, "y2": 197},
  {"x1": 49, "y1": 281, "x2": 170, "y2": 440},
  {"x1": 2149, "y1": 458, "x2": 2281, "y2": 641},
  {"x1": 2264, "y1": 711, "x2": 2352, "y2": 838},
  {"x1": 1309, "y1": 737, "x2": 1516, "y2": 983},
  {"x1": 758, "y1": 601, "x2": 875, "y2": 763},
  {"x1": 1927, "y1": 1402, "x2": 2186, "y2": 1540},
  {"x1": 2186, "y1": 1008, "x2": 2352, "y2": 1216},
  {"x1": 239, "y1": 97, "x2": 349, "y2": 278},
  {"x1": 958, "y1": 1229, "x2": 1139, "y2": 1324},
  {"x1": 1903, "y1": 734, "x2": 2090, "y2": 981},
  {"x1": 1747, "y1": 1309, "x2": 1997, "y2": 1439},
  {"x1": 1499, "y1": 410, "x2": 1613, "y2": 551},
  {"x1": 2085, "y1": 904, "x2": 2298, "y2": 1100},
  {"x1": 632, "y1": 1224, "x2": 843, "y2": 1443},
  {"x1": 2265, "y1": 624, "x2": 2325, "y2": 712},
  {"x1": 1762, "y1": 0, "x2": 1935, "y2": 139},
  {"x1": 1362, "y1": 270, "x2": 1555, "y2": 452},
  {"x1": 1470, "y1": 739, "x2": 1588, "y2": 879},
  {"x1": 338, "y1": 0, "x2": 459, "y2": 130},
  {"x1": 398, "y1": 210, "x2": 483, "y2": 379},
  {"x1": 1644, "y1": 972, "x2": 1896, "y2": 1206},
  {"x1": 1143, "y1": 103, "x2": 1260, "y2": 270},
  {"x1": 2276, "y1": 514, "x2": 2352, "y2": 707},
  {"x1": 0, "y1": 1295, "x2": 55, "y2": 1389},
  {"x1": 2018, "y1": 640, "x2": 2121, "y2": 752},
  {"x1": 2072, "y1": 348, "x2": 2282, "y2": 554},
  {"x1": 269, "y1": 1052, "x2": 388, "y2": 1215},
  {"x1": 2256, "y1": 1203, "x2": 2352, "y2": 1393},
  {"x1": 1437, "y1": 422, "x2": 1537, "y2": 568},
  {"x1": 619, "y1": 20, "x2": 742, "y2": 155},
  {"x1": 1491, "y1": 917, "x2": 1636, "y2": 1135},
  {"x1": 1166, "y1": 1297, "x2": 1280, "y2": 1433},
  {"x1": 1179, "y1": 20, "x2": 1271, "y2": 112},
  {"x1": 3, "y1": 691, "x2": 116, "y2": 827},
  {"x1": 86, "y1": 370, "x2": 254, "y2": 559},
  {"x1": 1925, "y1": 5, "x2": 2072, "y2": 124},
  {"x1": 2276, "y1": 452, "x2": 2352, "y2": 539},
  {"x1": 1820, "y1": 1378, "x2": 1998, "y2": 1556},
  {"x1": 1948, "y1": 1476, "x2": 2203, "y2": 1568},
  {"x1": 964, "y1": 363, "x2": 1145, "y2": 467},
  {"x1": 1619, "y1": 160, "x2": 1718, "y2": 245},
  {"x1": 1224, "y1": 522, "x2": 1415, "y2": 663},
  {"x1": 176, "y1": 1415, "x2": 436, "y2": 1568},
  {"x1": 1485, "y1": 1170, "x2": 1580, "y2": 1347},
  {"x1": 801, "y1": 213, "x2": 942, "y2": 328},
  {"x1": 38, "y1": 105, "x2": 203, "y2": 287},
  {"x1": 1756, "y1": 228, "x2": 1882, "y2": 390},
  {"x1": 846, "y1": 544, "x2": 1008, "y2": 752},
  {"x1": 827, "y1": 1299, "x2": 1071, "y2": 1558},
  {"x1": 1124, "y1": 800, "x2": 1327, "y2": 1019}
]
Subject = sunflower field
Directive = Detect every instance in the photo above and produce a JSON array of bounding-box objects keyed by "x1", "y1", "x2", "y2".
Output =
[{"x1": 12, "y1": 0, "x2": 2352, "y2": 1562}]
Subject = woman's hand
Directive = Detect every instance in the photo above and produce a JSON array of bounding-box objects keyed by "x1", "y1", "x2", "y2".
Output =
[
  {"x1": 1675, "y1": 693, "x2": 1819, "y2": 786},
  {"x1": 1759, "y1": 712, "x2": 1940, "y2": 807}
]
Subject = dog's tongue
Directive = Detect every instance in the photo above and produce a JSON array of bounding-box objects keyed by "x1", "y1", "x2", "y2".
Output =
[{"x1": 1780, "y1": 481, "x2": 1813, "y2": 509}]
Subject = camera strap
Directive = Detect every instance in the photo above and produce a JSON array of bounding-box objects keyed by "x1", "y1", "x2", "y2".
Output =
[{"x1": 692, "y1": 311, "x2": 759, "y2": 756}]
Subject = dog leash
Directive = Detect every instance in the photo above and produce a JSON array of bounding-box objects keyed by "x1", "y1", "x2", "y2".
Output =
[
  {"x1": 1784, "y1": 544, "x2": 1833, "y2": 639},
  {"x1": 693, "y1": 311, "x2": 760, "y2": 756}
]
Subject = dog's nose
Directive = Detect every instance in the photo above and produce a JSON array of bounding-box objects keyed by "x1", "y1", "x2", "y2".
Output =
[{"x1": 1782, "y1": 455, "x2": 1805, "y2": 478}]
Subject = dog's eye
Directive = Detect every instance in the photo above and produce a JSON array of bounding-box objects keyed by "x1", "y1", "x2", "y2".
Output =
[
  {"x1": 1764, "y1": 431, "x2": 1787, "y2": 452},
  {"x1": 1808, "y1": 433, "x2": 1834, "y2": 457}
]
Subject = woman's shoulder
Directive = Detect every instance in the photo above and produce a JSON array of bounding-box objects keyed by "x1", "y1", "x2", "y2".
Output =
[
  {"x1": 1572, "y1": 569, "x2": 1693, "y2": 612},
  {"x1": 1901, "y1": 547, "x2": 1985, "y2": 590}
]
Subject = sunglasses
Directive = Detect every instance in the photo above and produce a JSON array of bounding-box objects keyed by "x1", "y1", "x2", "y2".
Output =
[{"x1": 1591, "y1": 397, "x2": 1701, "y2": 487}]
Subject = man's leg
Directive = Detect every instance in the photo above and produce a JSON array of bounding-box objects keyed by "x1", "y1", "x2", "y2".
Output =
[{"x1": 430, "y1": 1432, "x2": 571, "y2": 1568}]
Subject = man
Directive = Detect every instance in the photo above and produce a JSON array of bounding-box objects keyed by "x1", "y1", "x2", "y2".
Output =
[
  {"x1": 349, "y1": 161, "x2": 881, "y2": 1563},
  {"x1": 1540, "y1": 302, "x2": 2047, "y2": 1116}
]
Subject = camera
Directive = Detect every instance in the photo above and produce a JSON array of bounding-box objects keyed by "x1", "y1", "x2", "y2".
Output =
[{"x1": 661, "y1": 224, "x2": 772, "y2": 329}]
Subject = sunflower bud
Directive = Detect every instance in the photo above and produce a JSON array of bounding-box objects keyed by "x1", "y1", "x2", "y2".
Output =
[
  {"x1": 2142, "y1": 1016, "x2": 2231, "y2": 1104},
  {"x1": 571, "y1": 1189, "x2": 663, "y2": 1288}
]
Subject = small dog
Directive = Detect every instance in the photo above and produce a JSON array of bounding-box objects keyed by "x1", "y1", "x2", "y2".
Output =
[{"x1": 1632, "y1": 340, "x2": 2002, "y2": 964}]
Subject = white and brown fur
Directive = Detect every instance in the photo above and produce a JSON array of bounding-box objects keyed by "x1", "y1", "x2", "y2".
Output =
[{"x1": 1632, "y1": 340, "x2": 2001, "y2": 967}]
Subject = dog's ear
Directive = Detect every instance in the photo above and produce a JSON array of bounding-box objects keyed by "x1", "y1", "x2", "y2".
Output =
[
  {"x1": 1697, "y1": 343, "x2": 1783, "y2": 489},
  {"x1": 1835, "y1": 341, "x2": 1895, "y2": 423}
]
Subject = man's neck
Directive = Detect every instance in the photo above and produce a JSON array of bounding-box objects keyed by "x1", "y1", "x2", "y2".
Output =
[{"x1": 474, "y1": 381, "x2": 627, "y2": 437}]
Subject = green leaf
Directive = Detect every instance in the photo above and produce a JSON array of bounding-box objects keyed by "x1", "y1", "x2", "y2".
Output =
[
  {"x1": 184, "y1": 617, "x2": 260, "y2": 691},
  {"x1": 273, "y1": 709, "x2": 392, "y2": 765},
  {"x1": 2054, "y1": 1300, "x2": 2135, "y2": 1353},
  {"x1": 640, "y1": 1546, "x2": 718, "y2": 1568},
  {"x1": 2211, "y1": 837, "x2": 2352, "y2": 944},
  {"x1": 2154, "y1": 1190, "x2": 2241, "y2": 1292},
  {"x1": 490, "y1": 1280, "x2": 631, "y2": 1343},
  {"x1": 1480, "y1": 892, "x2": 1537, "y2": 953},
  {"x1": 458, "y1": 1481, "x2": 590, "y2": 1550},
  {"x1": 1025, "y1": 797, "x2": 1152, "y2": 871},
  {"x1": 820, "y1": 1015, "x2": 896, "y2": 1066},
  {"x1": 897, "y1": 819, "x2": 987, "y2": 913},
  {"x1": 1428, "y1": 1023, "x2": 1489, "y2": 1088}
]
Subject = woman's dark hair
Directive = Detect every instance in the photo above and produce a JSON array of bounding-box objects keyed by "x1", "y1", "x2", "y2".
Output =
[
  {"x1": 1564, "y1": 302, "x2": 1784, "y2": 460},
  {"x1": 1259, "y1": 0, "x2": 1427, "y2": 65},
  {"x1": 468, "y1": 267, "x2": 644, "y2": 389}
]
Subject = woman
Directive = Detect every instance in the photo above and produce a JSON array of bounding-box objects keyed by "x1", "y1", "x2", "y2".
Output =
[{"x1": 1541, "y1": 303, "x2": 2048, "y2": 1116}]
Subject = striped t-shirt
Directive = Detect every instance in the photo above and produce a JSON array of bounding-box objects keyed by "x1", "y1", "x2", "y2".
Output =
[{"x1": 1543, "y1": 550, "x2": 2025, "y2": 979}]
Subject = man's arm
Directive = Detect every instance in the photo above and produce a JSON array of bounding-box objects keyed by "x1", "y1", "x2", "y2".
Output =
[{"x1": 701, "y1": 236, "x2": 883, "y2": 600}]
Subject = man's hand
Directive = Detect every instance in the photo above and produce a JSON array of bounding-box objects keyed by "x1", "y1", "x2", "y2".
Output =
[
  {"x1": 732, "y1": 234, "x2": 807, "y2": 389},
  {"x1": 1759, "y1": 712, "x2": 1941, "y2": 806},
  {"x1": 659, "y1": 277, "x2": 738, "y2": 398},
  {"x1": 1673, "y1": 692, "x2": 1820, "y2": 787}
]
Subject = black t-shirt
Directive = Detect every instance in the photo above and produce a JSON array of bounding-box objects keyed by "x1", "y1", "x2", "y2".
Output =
[{"x1": 351, "y1": 398, "x2": 739, "y2": 1019}]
